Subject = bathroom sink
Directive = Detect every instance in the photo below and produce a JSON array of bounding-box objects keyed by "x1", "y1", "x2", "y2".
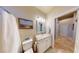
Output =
[{"x1": 36, "y1": 34, "x2": 50, "y2": 40}]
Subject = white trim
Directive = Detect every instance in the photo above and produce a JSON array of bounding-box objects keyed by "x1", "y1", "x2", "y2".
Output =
[{"x1": 74, "y1": 10, "x2": 79, "y2": 53}]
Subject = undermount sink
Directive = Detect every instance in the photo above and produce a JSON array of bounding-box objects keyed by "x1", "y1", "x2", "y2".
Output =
[{"x1": 36, "y1": 34, "x2": 50, "y2": 40}]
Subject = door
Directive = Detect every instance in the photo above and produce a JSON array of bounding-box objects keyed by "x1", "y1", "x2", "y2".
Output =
[{"x1": 74, "y1": 10, "x2": 79, "y2": 53}]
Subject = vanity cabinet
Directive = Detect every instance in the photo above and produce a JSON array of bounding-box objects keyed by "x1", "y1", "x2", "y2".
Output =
[{"x1": 36, "y1": 34, "x2": 51, "y2": 53}]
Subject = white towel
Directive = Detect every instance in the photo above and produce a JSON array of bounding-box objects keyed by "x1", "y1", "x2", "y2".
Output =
[{"x1": 0, "y1": 8, "x2": 21, "y2": 53}]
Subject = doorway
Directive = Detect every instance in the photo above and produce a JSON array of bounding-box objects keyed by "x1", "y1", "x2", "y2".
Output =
[{"x1": 54, "y1": 11, "x2": 77, "y2": 53}]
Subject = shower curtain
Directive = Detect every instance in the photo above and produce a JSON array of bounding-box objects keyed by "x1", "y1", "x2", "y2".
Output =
[{"x1": 0, "y1": 8, "x2": 21, "y2": 53}]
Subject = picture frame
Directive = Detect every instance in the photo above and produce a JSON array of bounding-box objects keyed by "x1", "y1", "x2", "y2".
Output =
[{"x1": 18, "y1": 18, "x2": 33, "y2": 29}]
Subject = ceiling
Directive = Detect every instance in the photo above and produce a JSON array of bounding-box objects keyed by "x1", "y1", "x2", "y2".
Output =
[
  {"x1": 35, "y1": 6, "x2": 54, "y2": 14},
  {"x1": 35, "y1": 6, "x2": 78, "y2": 15}
]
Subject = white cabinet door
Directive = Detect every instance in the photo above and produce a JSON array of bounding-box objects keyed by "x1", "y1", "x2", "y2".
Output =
[
  {"x1": 46, "y1": 37, "x2": 51, "y2": 49},
  {"x1": 37, "y1": 39, "x2": 46, "y2": 53},
  {"x1": 37, "y1": 36, "x2": 51, "y2": 53}
]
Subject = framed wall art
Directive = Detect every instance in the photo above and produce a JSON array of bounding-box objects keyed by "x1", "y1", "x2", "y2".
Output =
[{"x1": 18, "y1": 18, "x2": 33, "y2": 29}]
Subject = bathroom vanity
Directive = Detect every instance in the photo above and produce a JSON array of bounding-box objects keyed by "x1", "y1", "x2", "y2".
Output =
[{"x1": 36, "y1": 34, "x2": 51, "y2": 53}]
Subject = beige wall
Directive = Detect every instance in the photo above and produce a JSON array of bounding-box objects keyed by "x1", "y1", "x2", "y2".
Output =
[{"x1": 2, "y1": 6, "x2": 46, "y2": 41}]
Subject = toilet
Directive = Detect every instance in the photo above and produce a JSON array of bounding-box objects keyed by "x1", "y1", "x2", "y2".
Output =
[{"x1": 22, "y1": 37, "x2": 33, "y2": 53}]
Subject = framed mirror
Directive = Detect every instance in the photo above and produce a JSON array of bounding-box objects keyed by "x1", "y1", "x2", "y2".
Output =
[{"x1": 36, "y1": 17, "x2": 46, "y2": 34}]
